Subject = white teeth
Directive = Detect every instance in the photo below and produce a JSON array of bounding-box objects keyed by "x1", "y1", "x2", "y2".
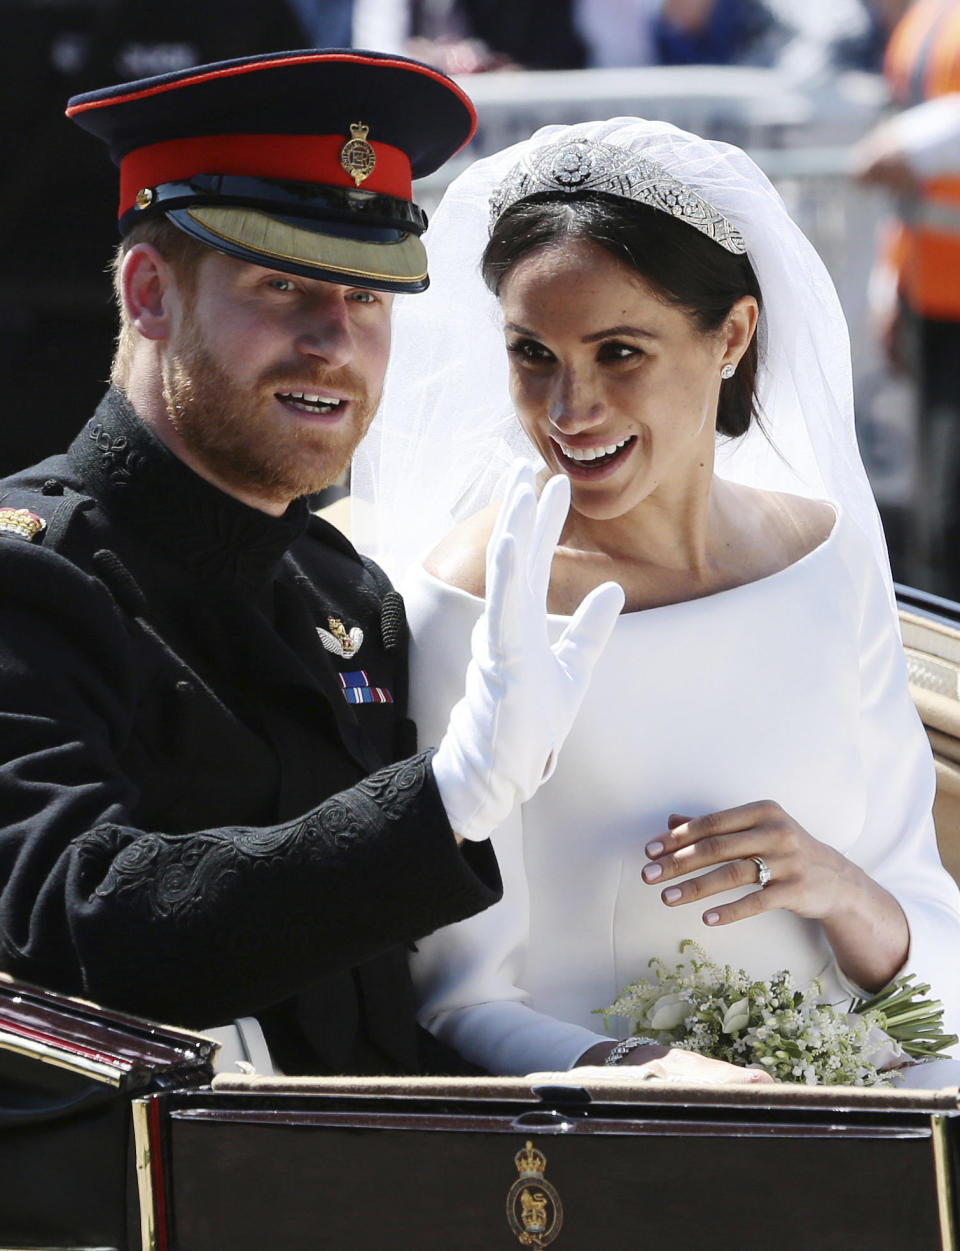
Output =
[
  {"x1": 559, "y1": 436, "x2": 631, "y2": 462},
  {"x1": 281, "y1": 391, "x2": 344, "y2": 413}
]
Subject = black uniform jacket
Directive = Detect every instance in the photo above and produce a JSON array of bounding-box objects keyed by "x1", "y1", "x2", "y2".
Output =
[{"x1": 0, "y1": 390, "x2": 501, "y2": 1074}]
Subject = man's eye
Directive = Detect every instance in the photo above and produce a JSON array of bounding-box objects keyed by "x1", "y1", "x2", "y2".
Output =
[
  {"x1": 267, "y1": 277, "x2": 295, "y2": 292},
  {"x1": 350, "y1": 289, "x2": 376, "y2": 303}
]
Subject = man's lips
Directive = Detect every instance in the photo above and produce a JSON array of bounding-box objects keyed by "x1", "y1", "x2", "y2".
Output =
[{"x1": 274, "y1": 389, "x2": 352, "y2": 416}]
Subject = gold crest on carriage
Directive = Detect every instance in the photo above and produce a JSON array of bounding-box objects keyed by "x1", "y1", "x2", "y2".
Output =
[{"x1": 506, "y1": 1139, "x2": 563, "y2": 1247}]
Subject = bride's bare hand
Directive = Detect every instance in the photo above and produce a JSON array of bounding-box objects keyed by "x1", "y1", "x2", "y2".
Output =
[
  {"x1": 641, "y1": 801, "x2": 850, "y2": 928},
  {"x1": 641, "y1": 802, "x2": 910, "y2": 993}
]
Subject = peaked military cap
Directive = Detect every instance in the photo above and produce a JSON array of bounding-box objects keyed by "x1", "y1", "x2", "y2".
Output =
[{"x1": 66, "y1": 48, "x2": 477, "y2": 293}]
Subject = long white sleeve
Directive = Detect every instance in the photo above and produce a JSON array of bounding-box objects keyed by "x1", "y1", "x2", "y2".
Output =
[
  {"x1": 833, "y1": 517, "x2": 960, "y2": 1037},
  {"x1": 405, "y1": 567, "x2": 613, "y2": 1073}
]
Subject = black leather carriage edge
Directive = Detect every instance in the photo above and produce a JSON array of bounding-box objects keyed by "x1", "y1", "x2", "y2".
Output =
[{"x1": 0, "y1": 975, "x2": 215, "y2": 1251}]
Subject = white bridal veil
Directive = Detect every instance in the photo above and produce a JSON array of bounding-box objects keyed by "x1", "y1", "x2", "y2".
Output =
[{"x1": 352, "y1": 116, "x2": 893, "y2": 603}]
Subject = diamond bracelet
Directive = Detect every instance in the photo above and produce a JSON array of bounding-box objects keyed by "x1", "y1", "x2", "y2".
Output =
[{"x1": 603, "y1": 1036, "x2": 659, "y2": 1065}]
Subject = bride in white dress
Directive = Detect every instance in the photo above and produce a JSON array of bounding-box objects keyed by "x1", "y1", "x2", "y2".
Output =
[{"x1": 352, "y1": 118, "x2": 960, "y2": 1081}]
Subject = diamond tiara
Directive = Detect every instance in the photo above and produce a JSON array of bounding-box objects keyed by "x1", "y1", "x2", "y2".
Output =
[{"x1": 488, "y1": 137, "x2": 747, "y2": 255}]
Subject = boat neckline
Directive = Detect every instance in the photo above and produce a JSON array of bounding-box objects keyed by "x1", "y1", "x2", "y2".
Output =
[{"x1": 412, "y1": 501, "x2": 840, "y2": 619}]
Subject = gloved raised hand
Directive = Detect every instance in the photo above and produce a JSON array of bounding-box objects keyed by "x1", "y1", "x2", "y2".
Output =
[{"x1": 432, "y1": 462, "x2": 625, "y2": 842}]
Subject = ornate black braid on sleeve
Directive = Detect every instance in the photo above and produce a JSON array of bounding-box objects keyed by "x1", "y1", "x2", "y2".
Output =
[
  {"x1": 83, "y1": 753, "x2": 432, "y2": 915},
  {"x1": 59, "y1": 751, "x2": 499, "y2": 1024}
]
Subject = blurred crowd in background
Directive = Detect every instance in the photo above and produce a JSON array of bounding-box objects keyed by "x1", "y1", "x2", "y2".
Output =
[
  {"x1": 4, "y1": 0, "x2": 960, "y2": 597},
  {"x1": 352, "y1": 0, "x2": 897, "y2": 75}
]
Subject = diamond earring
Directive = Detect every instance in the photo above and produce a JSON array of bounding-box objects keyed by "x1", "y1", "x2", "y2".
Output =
[{"x1": 720, "y1": 363, "x2": 736, "y2": 380}]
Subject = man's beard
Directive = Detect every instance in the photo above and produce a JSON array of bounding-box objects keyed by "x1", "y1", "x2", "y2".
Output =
[{"x1": 161, "y1": 328, "x2": 378, "y2": 508}]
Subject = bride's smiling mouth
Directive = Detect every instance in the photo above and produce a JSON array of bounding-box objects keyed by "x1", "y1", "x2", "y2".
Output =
[{"x1": 552, "y1": 435, "x2": 637, "y2": 475}]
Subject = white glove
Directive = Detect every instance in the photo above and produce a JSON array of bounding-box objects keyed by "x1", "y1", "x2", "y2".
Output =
[{"x1": 433, "y1": 462, "x2": 625, "y2": 841}]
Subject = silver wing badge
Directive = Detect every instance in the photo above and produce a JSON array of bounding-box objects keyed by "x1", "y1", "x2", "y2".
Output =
[{"x1": 317, "y1": 615, "x2": 364, "y2": 658}]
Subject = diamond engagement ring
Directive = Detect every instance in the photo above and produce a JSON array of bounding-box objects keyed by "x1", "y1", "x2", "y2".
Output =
[{"x1": 749, "y1": 855, "x2": 772, "y2": 889}]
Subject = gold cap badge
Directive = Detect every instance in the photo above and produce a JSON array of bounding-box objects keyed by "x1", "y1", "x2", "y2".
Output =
[
  {"x1": 135, "y1": 187, "x2": 155, "y2": 210},
  {"x1": 339, "y1": 122, "x2": 377, "y2": 187},
  {"x1": 0, "y1": 508, "x2": 46, "y2": 541}
]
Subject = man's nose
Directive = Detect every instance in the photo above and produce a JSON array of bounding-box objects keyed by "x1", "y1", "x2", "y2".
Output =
[{"x1": 294, "y1": 293, "x2": 354, "y2": 368}]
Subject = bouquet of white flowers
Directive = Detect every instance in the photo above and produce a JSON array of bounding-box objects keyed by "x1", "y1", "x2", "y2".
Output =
[{"x1": 598, "y1": 941, "x2": 957, "y2": 1086}]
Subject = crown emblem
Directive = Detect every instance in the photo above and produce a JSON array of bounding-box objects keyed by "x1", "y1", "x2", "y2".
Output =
[
  {"x1": 506, "y1": 1140, "x2": 563, "y2": 1247},
  {"x1": 340, "y1": 122, "x2": 377, "y2": 187},
  {"x1": 514, "y1": 1141, "x2": 547, "y2": 1178}
]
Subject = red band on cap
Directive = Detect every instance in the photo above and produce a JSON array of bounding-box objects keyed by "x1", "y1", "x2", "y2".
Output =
[{"x1": 118, "y1": 132, "x2": 413, "y2": 217}]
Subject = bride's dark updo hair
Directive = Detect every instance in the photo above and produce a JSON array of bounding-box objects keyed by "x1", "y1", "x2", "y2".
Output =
[{"x1": 481, "y1": 192, "x2": 763, "y2": 439}]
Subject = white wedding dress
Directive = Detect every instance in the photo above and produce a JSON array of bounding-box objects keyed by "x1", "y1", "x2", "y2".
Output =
[{"x1": 405, "y1": 503, "x2": 960, "y2": 1080}]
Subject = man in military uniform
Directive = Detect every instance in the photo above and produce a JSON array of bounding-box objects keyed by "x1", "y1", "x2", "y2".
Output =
[
  {"x1": 0, "y1": 0, "x2": 338, "y2": 474},
  {"x1": 0, "y1": 51, "x2": 623, "y2": 1075}
]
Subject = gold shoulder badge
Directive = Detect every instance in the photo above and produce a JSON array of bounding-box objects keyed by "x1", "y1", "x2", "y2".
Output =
[
  {"x1": 506, "y1": 1140, "x2": 563, "y2": 1248},
  {"x1": 339, "y1": 122, "x2": 377, "y2": 186},
  {"x1": 317, "y1": 615, "x2": 364, "y2": 658},
  {"x1": 0, "y1": 508, "x2": 46, "y2": 542}
]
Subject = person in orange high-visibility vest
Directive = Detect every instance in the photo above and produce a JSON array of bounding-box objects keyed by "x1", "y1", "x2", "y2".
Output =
[{"x1": 855, "y1": 0, "x2": 960, "y2": 597}]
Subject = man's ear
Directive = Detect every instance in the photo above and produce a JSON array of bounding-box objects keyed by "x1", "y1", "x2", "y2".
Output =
[{"x1": 120, "y1": 242, "x2": 181, "y2": 342}]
